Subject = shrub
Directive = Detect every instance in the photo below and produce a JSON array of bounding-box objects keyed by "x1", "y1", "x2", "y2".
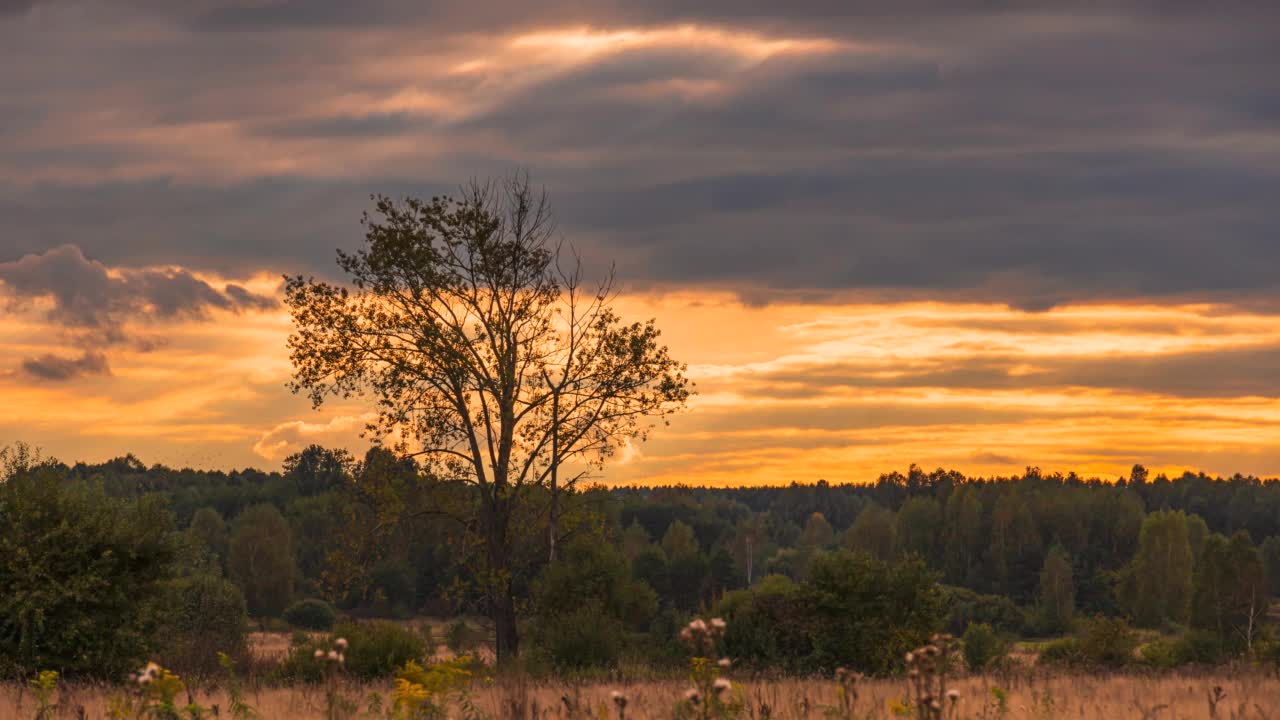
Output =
[
  {"x1": 336, "y1": 620, "x2": 428, "y2": 680},
  {"x1": 275, "y1": 620, "x2": 429, "y2": 682},
  {"x1": 529, "y1": 602, "x2": 624, "y2": 672},
  {"x1": 528, "y1": 539, "x2": 659, "y2": 671},
  {"x1": 0, "y1": 471, "x2": 175, "y2": 679},
  {"x1": 156, "y1": 574, "x2": 249, "y2": 678},
  {"x1": 275, "y1": 637, "x2": 327, "y2": 684},
  {"x1": 284, "y1": 598, "x2": 337, "y2": 631},
  {"x1": 717, "y1": 575, "x2": 810, "y2": 673},
  {"x1": 1173, "y1": 629, "x2": 1227, "y2": 666},
  {"x1": 941, "y1": 586, "x2": 1028, "y2": 635},
  {"x1": 804, "y1": 551, "x2": 944, "y2": 675},
  {"x1": 1077, "y1": 616, "x2": 1138, "y2": 667},
  {"x1": 961, "y1": 622, "x2": 1009, "y2": 671},
  {"x1": 1037, "y1": 637, "x2": 1083, "y2": 666},
  {"x1": 1138, "y1": 637, "x2": 1180, "y2": 669}
]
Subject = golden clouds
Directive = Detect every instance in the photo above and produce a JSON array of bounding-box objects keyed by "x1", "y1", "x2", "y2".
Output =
[{"x1": 3, "y1": 282, "x2": 1279, "y2": 482}]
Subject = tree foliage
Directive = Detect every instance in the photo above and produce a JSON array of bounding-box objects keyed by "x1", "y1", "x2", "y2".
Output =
[
  {"x1": 1126, "y1": 510, "x2": 1194, "y2": 628},
  {"x1": 284, "y1": 175, "x2": 690, "y2": 660},
  {"x1": 0, "y1": 470, "x2": 174, "y2": 678}
]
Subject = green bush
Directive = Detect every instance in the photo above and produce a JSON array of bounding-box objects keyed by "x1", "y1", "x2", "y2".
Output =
[
  {"x1": 275, "y1": 620, "x2": 429, "y2": 682},
  {"x1": 1077, "y1": 616, "x2": 1138, "y2": 667},
  {"x1": 1037, "y1": 637, "x2": 1083, "y2": 666},
  {"x1": 283, "y1": 598, "x2": 337, "y2": 631},
  {"x1": 718, "y1": 575, "x2": 811, "y2": 673},
  {"x1": 1138, "y1": 637, "x2": 1180, "y2": 669},
  {"x1": 1173, "y1": 629, "x2": 1227, "y2": 666},
  {"x1": 942, "y1": 586, "x2": 1028, "y2": 635},
  {"x1": 804, "y1": 551, "x2": 944, "y2": 675},
  {"x1": 527, "y1": 538, "x2": 658, "y2": 671},
  {"x1": 0, "y1": 471, "x2": 175, "y2": 679},
  {"x1": 529, "y1": 602, "x2": 624, "y2": 672},
  {"x1": 275, "y1": 637, "x2": 326, "y2": 684},
  {"x1": 157, "y1": 574, "x2": 249, "y2": 678},
  {"x1": 336, "y1": 620, "x2": 428, "y2": 680},
  {"x1": 961, "y1": 622, "x2": 1009, "y2": 671}
]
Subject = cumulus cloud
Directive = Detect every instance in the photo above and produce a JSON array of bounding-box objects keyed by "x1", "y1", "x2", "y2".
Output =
[
  {"x1": 20, "y1": 350, "x2": 110, "y2": 381},
  {"x1": 0, "y1": 244, "x2": 275, "y2": 336},
  {"x1": 252, "y1": 413, "x2": 377, "y2": 462}
]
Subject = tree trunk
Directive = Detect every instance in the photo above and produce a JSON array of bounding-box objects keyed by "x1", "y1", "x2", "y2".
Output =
[
  {"x1": 483, "y1": 494, "x2": 521, "y2": 665},
  {"x1": 494, "y1": 587, "x2": 520, "y2": 664},
  {"x1": 548, "y1": 386, "x2": 559, "y2": 563}
]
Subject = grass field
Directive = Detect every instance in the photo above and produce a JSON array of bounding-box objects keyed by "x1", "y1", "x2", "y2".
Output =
[{"x1": 2, "y1": 670, "x2": 1277, "y2": 719}]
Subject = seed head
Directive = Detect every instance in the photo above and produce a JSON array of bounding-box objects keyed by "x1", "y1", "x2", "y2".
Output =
[
  {"x1": 684, "y1": 689, "x2": 701, "y2": 705},
  {"x1": 947, "y1": 689, "x2": 961, "y2": 702},
  {"x1": 327, "y1": 650, "x2": 339, "y2": 661},
  {"x1": 713, "y1": 678, "x2": 731, "y2": 695},
  {"x1": 611, "y1": 690, "x2": 627, "y2": 708},
  {"x1": 314, "y1": 649, "x2": 325, "y2": 659},
  {"x1": 334, "y1": 637, "x2": 349, "y2": 651},
  {"x1": 717, "y1": 658, "x2": 732, "y2": 669}
]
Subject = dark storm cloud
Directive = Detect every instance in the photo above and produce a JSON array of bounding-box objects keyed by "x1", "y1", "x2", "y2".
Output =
[
  {"x1": 0, "y1": 245, "x2": 276, "y2": 336},
  {"x1": 21, "y1": 351, "x2": 110, "y2": 381},
  {"x1": 2, "y1": 2, "x2": 1278, "y2": 309}
]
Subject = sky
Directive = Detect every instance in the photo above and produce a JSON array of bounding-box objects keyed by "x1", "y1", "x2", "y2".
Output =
[{"x1": 2, "y1": 1, "x2": 1279, "y2": 484}]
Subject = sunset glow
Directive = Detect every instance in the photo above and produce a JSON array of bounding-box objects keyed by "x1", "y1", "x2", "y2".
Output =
[{"x1": 3, "y1": 3, "x2": 1278, "y2": 484}]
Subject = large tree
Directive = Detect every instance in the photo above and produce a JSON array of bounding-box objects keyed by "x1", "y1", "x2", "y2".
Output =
[
  {"x1": 1125, "y1": 509, "x2": 1194, "y2": 627},
  {"x1": 284, "y1": 175, "x2": 690, "y2": 660}
]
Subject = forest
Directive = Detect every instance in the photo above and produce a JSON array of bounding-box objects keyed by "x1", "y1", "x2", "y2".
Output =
[{"x1": 5, "y1": 441, "x2": 1280, "y2": 689}]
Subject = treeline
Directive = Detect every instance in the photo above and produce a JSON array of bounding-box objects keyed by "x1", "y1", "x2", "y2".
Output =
[{"x1": 4, "y1": 442, "x2": 1280, "y2": 679}]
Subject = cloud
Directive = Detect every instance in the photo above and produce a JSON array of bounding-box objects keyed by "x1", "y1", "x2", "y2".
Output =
[
  {"x1": 252, "y1": 413, "x2": 377, "y2": 461},
  {"x1": 0, "y1": 244, "x2": 276, "y2": 336},
  {"x1": 20, "y1": 351, "x2": 110, "y2": 381},
  {"x1": 1, "y1": 5, "x2": 1277, "y2": 310}
]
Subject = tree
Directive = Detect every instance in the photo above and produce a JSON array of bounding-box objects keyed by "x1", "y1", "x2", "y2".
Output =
[
  {"x1": 228, "y1": 504, "x2": 296, "y2": 618},
  {"x1": 895, "y1": 497, "x2": 942, "y2": 565},
  {"x1": 621, "y1": 519, "x2": 652, "y2": 560},
  {"x1": 282, "y1": 444, "x2": 353, "y2": 496},
  {"x1": 1126, "y1": 510, "x2": 1193, "y2": 627},
  {"x1": 528, "y1": 537, "x2": 656, "y2": 671},
  {"x1": 943, "y1": 484, "x2": 984, "y2": 586},
  {"x1": 842, "y1": 502, "x2": 896, "y2": 561},
  {"x1": 1191, "y1": 531, "x2": 1267, "y2": 653},
  {"x1": 662, "y1": 520, "x2": 701, "y2": 560},
  {"x1": 284, "y1": 175, "x2": 690, "y2": 660},
  {"x1": 799, "y1": 512, "x2": 835, "y2": 550},
  {"x1": 188, "y1": 507, "x2": 228, "y2": 570},
  {"x1": 730, "y1": 513, "x2": 768, "y2": 585},
  {"x1": 804, "y1": 551, "x2": 944, "y2": 674},
  {"x1": 961, "y1": 622, "x2": 1008, "y2": 671},
  {"x1": 0, "y1": 469, "x2": 175, "y2": 678},
  {"x1": 1037, "y1": 545, "x2": 1075, "y2": 634},
  {"x1": 1260, "y1": 536, "x2": 1280, "y2": 597},
  {"x1": 156, "y1": 574, "x2": 249, "y2": 681}
]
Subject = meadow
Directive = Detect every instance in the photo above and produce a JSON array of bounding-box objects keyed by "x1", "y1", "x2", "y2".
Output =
[{"x1": 2, "y1": 670, "x2": 1277, "y2": 719}]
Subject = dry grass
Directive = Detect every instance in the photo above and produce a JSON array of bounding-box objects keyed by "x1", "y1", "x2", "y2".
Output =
[{"x1": 2, "y1": 670, "x2": 1278, "y2": 719}]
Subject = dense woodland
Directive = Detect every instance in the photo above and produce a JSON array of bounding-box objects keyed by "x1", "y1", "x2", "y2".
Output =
[{"x1": 5, "y1": 441, "x2": 1280, "y2": 681}]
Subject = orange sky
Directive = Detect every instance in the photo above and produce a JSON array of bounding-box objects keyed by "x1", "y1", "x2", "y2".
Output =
[
  {"x1": 2, "y1": 272, "x2": 1278, "y2": 483},
  {"x1": 3, "y1": 6, "x2": 1278, "y2": 483}
]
